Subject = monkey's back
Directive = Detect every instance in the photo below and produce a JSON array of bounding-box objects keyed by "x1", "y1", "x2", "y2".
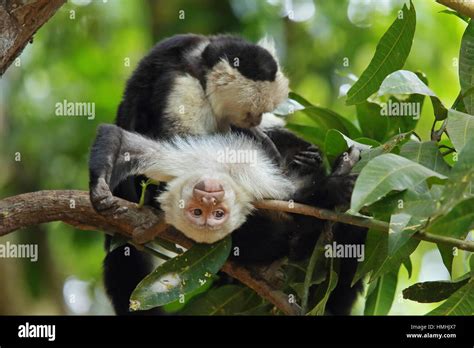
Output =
[{"x1": 115, "y1": 34, "x2": 208, "y2": 138}]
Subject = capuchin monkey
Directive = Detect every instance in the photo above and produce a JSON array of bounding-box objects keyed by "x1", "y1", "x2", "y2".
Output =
[
  {"x1": 90, "y1": 123, "x2": 366, "y2": 315},
  {"x1": 116, "y1": 34, "x2": 289, "y2": 137},
  {"x1": 90, "y1": 123, "x2": 295, "y2": 243},
  {"x1": 98, "y1": 33, "x2": 290, "y2": 314}
]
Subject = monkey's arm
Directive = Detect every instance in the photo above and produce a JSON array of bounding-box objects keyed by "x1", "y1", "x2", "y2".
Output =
[{"x1": 89, "y1": 124, "x2": 171, "y2": 212}]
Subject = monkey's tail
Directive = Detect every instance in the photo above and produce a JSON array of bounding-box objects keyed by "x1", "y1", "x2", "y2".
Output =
[{"x1": 103, "y1": 235, "x2": 162, "y2": 315}]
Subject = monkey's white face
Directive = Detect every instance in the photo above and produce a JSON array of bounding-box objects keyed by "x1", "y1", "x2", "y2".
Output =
[
  {"x1": 157, "y1": 172, "x2": 254, "y2": 244},
  {"x1": 206, "y1": 60, "x2": 289, "y2": 129}
]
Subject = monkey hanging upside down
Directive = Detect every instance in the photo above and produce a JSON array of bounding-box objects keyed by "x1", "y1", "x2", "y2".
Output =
[{"x1": 89, "y1": 122, "x2": 365, "y2": 315}]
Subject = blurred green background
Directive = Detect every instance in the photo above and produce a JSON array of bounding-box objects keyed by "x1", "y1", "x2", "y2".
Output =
[{"x1": 0, "y1": 0, "x2": 468, "y2": 315}]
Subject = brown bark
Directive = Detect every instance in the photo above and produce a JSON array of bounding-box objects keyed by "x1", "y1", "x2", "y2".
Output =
[
  {"x1": 0, "y1": 0, "x2": 65, "y2": 75},
  {"x1": 437, "y1": 0, "x2": 474, "y2": 19}
]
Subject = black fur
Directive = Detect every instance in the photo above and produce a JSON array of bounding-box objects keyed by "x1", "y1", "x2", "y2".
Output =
[
  {"x1": 94, "y1": 124, "x2": 366, "y2": 315},
  {"x1": 100, "y1": 33, "x2": 364, "y2": 315},
  {"x1": 105, "y1": 34, "x2": 283, "y2": 315},
  {"x1": 201, "y1": 36, "x2": 277, "y2": 81},
  {"x1": 115, "y1": 34, "x2": 279, "y2": 137},
  {"x1": 230, "y1": 128, "x2": 367, "y2": 315}
]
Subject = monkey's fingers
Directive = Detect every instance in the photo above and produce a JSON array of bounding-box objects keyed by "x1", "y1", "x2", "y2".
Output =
[
  {"x1": 90, "y1": 184, "x2": 128, "y2": 215},
  {"x1": 297, "y1": 151, "x2": 322, "y2": 163},
  {"x1": 293, "y1": 154, "x2": 321, "y2": 168}
]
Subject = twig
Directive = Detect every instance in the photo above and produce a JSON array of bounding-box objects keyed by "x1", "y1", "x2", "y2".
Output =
[{"x1": 254, "y1": 200, "x2": 474, "y2": 252}]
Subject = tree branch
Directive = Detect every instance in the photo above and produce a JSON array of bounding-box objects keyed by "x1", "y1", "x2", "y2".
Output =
[
  {"x1": 1, "y1": 190, "x2": 473, "y2": 315},
  {"x1": 0, "y1": 190, "x2": 300, "y2": 316},
  {"x1": 254, "y1": 200, "x2": 474, "y2": 253},
  {"x1": 0, "y1": 0, "x2": 65, "y2": 75},
  {"x1": 437, "y1": 0, "x2": 474, "y2": 19}
]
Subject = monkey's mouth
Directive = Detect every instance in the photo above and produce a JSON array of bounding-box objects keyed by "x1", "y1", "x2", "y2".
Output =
[{"x1": 190, "y1": 223, "x2": 223, "y2": 231}]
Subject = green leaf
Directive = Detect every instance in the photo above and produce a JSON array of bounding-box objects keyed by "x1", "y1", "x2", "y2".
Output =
[
  {"x1": 180, "y1": 285, "x2": 265, "y2": 315},
  {"x1": 438, "y1": 136, "x2": 474, "y2": 213},
  {"x1": 446, "y1": 109, "x2": 474, "y2": 152},
  {"x1": 352, "y1": 227, "x2": 419, "y2": 286},
  {"x1": 352, "y1": 229, "x2": 388, "y2": 286},
  {"x1": 350, "y1": 154, "x2": 447, "y2": 213},
  {"x1": 459, "y1": 21, "x2": 474, "y2": 114},
  {"x1": 437, "y1": 244, "x2": 455, "y2": 276},
  {"x1": 402, "y1": 257, "x2": 413, "y2": 278},
  {"x1": 353, "y1": 132, "x2": 412, "y2": 173},
  {"x1": 324, "y1": 129, "x2": 371, "y2": 164},
  {"x1": 356, "y1": 101, "x2": 389, "y2": 142},
  {"x1": 368, "y1": 182, "x2": 442, "y2": 219},
  {"x1": 378, "y1": 70, "x2": 435, "y2": 97},
  {"x1": 399, "y1": 140, "x2": 451, "y2": 176},
  {"x1": 289, "y1": 93, "x2": 354, "y2": 135},
  {"x1": 307, "y1": 259, "x2": 339, "y2": 316},
  {"x1": 470, "y1": 254, "x2": 474, "y2": 275},
  {"x1": 301, "y1": 231, "x2": 328, "y2": 313},
  {"x1": 387, "y1": 213, "x2": 423, "y2": 255},
  {"x1": 377, "y1": 70, "x2": 447, "y2": 120},
  {"x1": 147, "y1": 238, "x2": 184, "y2": 255},
  {"x1": 370, "y1": 237, "x2": 419, "y2": 282},
  {"x1": 130, "y1": 237, "x2": 231, "y2": 311},
  {"x1": 272, "y1": 97, "x2": 304, "y2": 116},
  {"x1": 286, "y1": 122, "x2": 327, "y2": 150},
  {"x1": 364, "y1": 268, "x2": 398, "y2": 315},
  {"x1": 346, "y1": 2, "x2": 416, "y2": 105},
  {"x1": 427, "y1": 279, "x2": 474, "y2": 315},
  {"x1": 427, "y1": 197, "x2": 474, "y2": 238},
  {"x1": 403, "y1": 278, "x2": 470, "y2": 303}
]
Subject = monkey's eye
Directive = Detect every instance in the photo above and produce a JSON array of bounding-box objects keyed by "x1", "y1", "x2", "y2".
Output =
[
  {"x1": 192, "y1": 209, "x2": 203, "y2": 217},
  {"x1": 213, "y1": 209, "x2": 225, "y2": 219}
]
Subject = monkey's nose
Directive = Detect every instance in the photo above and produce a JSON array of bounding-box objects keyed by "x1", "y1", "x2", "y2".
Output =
[{"x1": 194, "y1": 179, "x2": 224, "y2": 193}]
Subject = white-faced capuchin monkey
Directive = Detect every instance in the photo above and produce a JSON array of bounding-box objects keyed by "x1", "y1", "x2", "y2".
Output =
[
  {"x1": 89, "y1": 123, "x2": 366, "y2": 316},
  {"x1": 96, "y1": 33, "x2": 291, "y2": 316}
]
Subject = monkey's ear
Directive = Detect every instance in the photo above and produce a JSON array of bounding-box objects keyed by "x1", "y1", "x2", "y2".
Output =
[{"x1": 257, "y1": 36, "x2": 278, "y2": 63}]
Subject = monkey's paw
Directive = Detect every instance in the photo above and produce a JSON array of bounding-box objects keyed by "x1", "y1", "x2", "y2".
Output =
[
  {"x1": 90, "y1": 178, "x2": 128, "y2": 215},
  {"x1": 289, "y1": 145, "x2": 322, "y2": 175}
]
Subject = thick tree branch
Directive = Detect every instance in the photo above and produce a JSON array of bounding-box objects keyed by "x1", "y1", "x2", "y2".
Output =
[
  {"x1": 0, "y1": 0, "x2": 65, "y2": 75},
  {"x1": 0, "y1": 190, "x2": 300, "y2": 316},
  {"x1": 437, "y1": 0, "x2": 474, "y2": 19}
]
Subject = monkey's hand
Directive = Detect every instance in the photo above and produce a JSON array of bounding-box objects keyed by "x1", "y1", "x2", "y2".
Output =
[
  {"x1": 327, "y1": 146, "x2": 361, "y2": 207},
  {"x1": 90, "y1": 177, "x2": 127, "y2": 214},
  {"x1": 89, "y1": 124, "x2": 131, "y2": 215},
  {"x1": 289, "y1": 145, "x2": 323, "y2": 175}
]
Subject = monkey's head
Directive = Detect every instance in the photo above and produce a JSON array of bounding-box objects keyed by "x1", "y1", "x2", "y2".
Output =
[
  {"x1": 203, "y1": 36, "x2": 289, "y2": 128},
  {"x1": 157, "y1": 172, "x2": 254, "y2": 243}
]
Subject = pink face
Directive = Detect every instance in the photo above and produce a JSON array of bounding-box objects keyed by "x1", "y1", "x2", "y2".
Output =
[{"x1": 185, "y1": 178, "x2": 229, "y2": 228}]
